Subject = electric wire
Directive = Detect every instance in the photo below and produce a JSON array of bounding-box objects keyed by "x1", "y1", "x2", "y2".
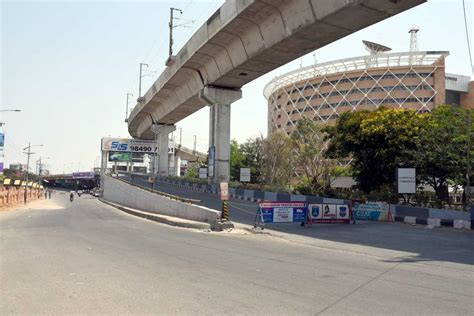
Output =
[{"x1": 462, "y1": 0, "x2": 473, "y2": 74}]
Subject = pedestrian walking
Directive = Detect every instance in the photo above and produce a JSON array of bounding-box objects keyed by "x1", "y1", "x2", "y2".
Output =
[
  {"x1": 44, "y1": 190, "x2": 48, "y2": 199},
  {"x1": 48, "y1": 189, "x2": 52, "y2": 199}
]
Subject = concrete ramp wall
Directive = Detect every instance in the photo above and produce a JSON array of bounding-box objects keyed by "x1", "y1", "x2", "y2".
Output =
[{"x1": 102, "y1": 176, "x2": 220, "y2": 224}]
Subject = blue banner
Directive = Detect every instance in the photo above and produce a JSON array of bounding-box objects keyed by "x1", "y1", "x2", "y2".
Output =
[{"x1": 258, "y1": 202, "x2": 307, "y2": 223}]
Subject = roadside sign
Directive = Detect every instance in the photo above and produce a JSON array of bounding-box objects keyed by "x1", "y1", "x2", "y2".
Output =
[
  {"x1": 199, "y1": 168, "x2": 207, "y2": 179},
  {"x1": 397, "y1": 167, "x2": 416, "y2": 194},
  {"x1": 220, "y1": 182, "x2": 229, "y2": 201},
  {"x1": 240, "y1": 168, "x2": 251, "y2": 182}
]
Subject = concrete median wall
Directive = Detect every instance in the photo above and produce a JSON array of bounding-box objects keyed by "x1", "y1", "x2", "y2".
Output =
[{"x1": 102, "y1": 176, "x2": 220, "y2": 224}]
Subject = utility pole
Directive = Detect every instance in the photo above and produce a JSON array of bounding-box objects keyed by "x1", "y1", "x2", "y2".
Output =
[
  {"x1": 466, "y1": 110, "x2": 471, "y2": 207},
  {"x1": 23, "y1": 142, "x2": 43, "y2": 204},
  {"x1": 193, "y1": 135, "x2": 197, "y2": 153},
  {"x1": 138, "y1": 63, "x2": 148, "y2": 99},
  {"x1": 125, "y1": 93, "x2": 133, "y2": 122},
  {"x1": 169, "y1": 8, "x2": 183, "y2": 57},
  {"x1": 179, "y1": 127, "x2": 182, "y2": 148}
]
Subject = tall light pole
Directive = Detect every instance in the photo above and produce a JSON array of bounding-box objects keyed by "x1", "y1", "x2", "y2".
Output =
[
  {"x1": 36, "y1": 156, "x2": 50, "y2": 185},
  {"x1": 193, "y1": 135, "x2": 197, "y2": 153},
  {"x1": 178, "y1": 127, "x2": 182, "y2": 148},
  {"x1": 138, "y1": 63, "x2": 148, "y2": 99},
  {"x1": 23, "y1": 143, "x2": 43, "y2": 203},
  {"x1": 466, "y1": 110, "x2": 471, "y2": 207},
  {"x1": 125, "y1": 93, "x2": 134, "y2": 123}
]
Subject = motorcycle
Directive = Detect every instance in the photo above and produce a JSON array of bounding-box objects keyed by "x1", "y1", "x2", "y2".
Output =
[{"x1": 69, "y1": 193, "x2": 74, "y2": 202}]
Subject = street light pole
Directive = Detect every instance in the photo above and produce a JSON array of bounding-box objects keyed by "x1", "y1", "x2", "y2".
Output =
[
  {"x1": 193, "y1": 135, "x2": 197, "y2": 153},
  {"x1": 466, "y1": 110, "x2": 471, "y2": 206}
]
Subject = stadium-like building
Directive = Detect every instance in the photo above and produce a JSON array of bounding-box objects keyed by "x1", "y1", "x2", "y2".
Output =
[{"x1": 264, "y1": 43, "x2": 473, "y2": 136}]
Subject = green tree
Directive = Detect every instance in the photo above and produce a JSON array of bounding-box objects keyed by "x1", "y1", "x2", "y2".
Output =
[
  {"x1": 230, "y1": 139, "x2": 244, "y2": 181},
  {"x1": 239, "y1": 137, "x2": 264, "y2": 183},
  {"x1": 325, "y1": 108, "x2": 426, "y2": 193},
  {"x1": 262, "y1": 131, "x2": 294, "y2": 190},
  {"x1": 411, "y1": 105, "x2": 473, "y2": 202},
  {"x1": 291, "y1": 117, "x2": 334, "y2": 194}
]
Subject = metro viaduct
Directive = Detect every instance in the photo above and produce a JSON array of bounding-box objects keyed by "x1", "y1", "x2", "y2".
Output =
[{"x1": 127, "y1": 0, "x2": 426, "y2": 184}]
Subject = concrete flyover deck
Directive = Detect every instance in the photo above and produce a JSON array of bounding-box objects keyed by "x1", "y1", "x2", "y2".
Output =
[{"x1": 128, "y1": 0, "x2": 426, "y2": 140}]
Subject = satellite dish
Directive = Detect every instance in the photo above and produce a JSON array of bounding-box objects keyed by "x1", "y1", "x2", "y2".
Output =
[{"x1": 363, "y1": 40, "x2": 392, "y2": 55}]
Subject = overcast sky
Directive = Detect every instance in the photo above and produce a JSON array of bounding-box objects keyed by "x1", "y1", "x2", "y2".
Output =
[{"x1": 1, "y1": 0, "x2": 472, "y2": 174}]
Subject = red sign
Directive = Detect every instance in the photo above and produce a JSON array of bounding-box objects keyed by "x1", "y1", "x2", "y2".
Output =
[{"x1": 220, "y1": 182, "x2": 229, "y2": 201}]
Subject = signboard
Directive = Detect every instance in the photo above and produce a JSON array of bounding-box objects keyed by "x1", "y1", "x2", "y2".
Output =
[
  {"x1": 199, "y1": 168, "x2": 207, "y2": 179},
  {"x1": 0, "y1": 162, "x2": 3, "y2": 174},
  {"x1": 240, "y1": 168, "x2": 251, "y2": 182},
  {"x1": 101, "y1": 137, "x2": 158, "y2": 153},
  {"x1": 308, "y1": 203, "x2": 351, "y2": 224},
  {"x1": 72, "y1": 172, "x2": 95, "y2": 179},
  {"x1": 257, "y1": 202, "x2": 307, "y2": 224},
  {"x1": 0, "y1": 133, "x2": 4, "y2": 147},
  {"x1": 14, "y1": 180, "x2": 21, "y2": 186},
  {"x1": 220, "y1": 182, "x2": 229, "y2": 201},
  {"x1": 352, "y1": 201, "x2": 390, "y2": 221},
  {"x1": 397, "y1": 168, "x2": 416, "y2": 194},
  {"x1": 108, "y1": 152, "x2": 132, "y2": 162},
  {"x1": 3, "y1": 178, "x2": 11, "y2": 185},
  {"x1": 208, "y1": 146, "x2": 215, "y2": 178}
]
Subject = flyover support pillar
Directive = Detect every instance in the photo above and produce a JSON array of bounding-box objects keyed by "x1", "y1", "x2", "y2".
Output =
[
  {"x1": 157, "y1": 125, "x2": 176, "y2": 178},
  {"x1": 199, "y1": 86, "x2": 242, "y2": 184}
]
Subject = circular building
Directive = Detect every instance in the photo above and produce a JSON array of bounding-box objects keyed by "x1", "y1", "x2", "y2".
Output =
[{"x1": 264, "y1": 49, "x2": 471, "y2": 136}]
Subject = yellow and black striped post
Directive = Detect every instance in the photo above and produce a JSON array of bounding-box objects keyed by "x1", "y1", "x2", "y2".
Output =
[{"x1": 221, "y1": 200, "x2": 229, "y2": 221}]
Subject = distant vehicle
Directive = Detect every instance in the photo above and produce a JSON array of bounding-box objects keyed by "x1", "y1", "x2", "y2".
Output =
[{"x1": 69, "y1": 191, "x2": 74, "y2": 202}]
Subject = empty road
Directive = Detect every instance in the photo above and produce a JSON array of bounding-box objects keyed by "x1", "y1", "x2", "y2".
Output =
[{"x1": 1, "y1": 194, "x2": 473, "y2": 314}]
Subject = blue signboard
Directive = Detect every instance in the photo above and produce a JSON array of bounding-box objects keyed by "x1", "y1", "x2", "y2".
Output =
[
  {"x1": 0, "y1": 133, "x2": 4, "y2": 147},
  {"x1": 257, "y1": 202, "x2": 307, "y2": 224}
]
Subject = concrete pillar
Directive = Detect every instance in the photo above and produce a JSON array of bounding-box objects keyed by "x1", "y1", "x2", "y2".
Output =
[
  {"x1": 174, "y1": 154, "x2": 181, "y2": 176},
  {"x1": 157, "y1": 125, "x2": 176, "y2": 177},
  {"x1": 198, "y1": 86, "x2": 242, "y2": 184}
]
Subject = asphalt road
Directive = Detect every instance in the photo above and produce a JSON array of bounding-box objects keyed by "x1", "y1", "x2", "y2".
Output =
[{"x1": 1, "y1": 194, "x2": 473, "y2": 314}]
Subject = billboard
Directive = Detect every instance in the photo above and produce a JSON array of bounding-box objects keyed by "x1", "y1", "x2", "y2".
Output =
[
  {"x1": 352, "y1": 201, "x2": 391, "y2": 221},
  {"x1": 397, "y1": 168, "x2": 416, "y2": 194},
  {"x1": 108, "y1": 151, "x2": 132, "y2": 162},
  {"x1": 0, "y1": 133, "x2": 4, "y2": 147},
  {"x1": 0, "y1": 162, "x2": 3, "y2": 174},
  {"x1": 199, "y1": 168, "x2": 207, "y2": 179},
  {"x1": 101, "y1": 137, "x2": 158, "y2": 153}
]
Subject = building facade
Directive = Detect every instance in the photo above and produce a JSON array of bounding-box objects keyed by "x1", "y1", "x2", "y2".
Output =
[{"x1": 264, "y1": 51, "x2": 473, "y2": 136}]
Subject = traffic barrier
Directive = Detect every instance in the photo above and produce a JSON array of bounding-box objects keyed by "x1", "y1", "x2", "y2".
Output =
[
  {"x1": 0, "y1": 185, "x2": 43, "y2": 207},
  {"x1": 404, "y1": 216, "x2": 417, "y2": 225},
  {"x1": 453, "y1": 220, "x2": 471, "y2": 230},
  {"x1": 427, "y1": 218, "x2": 441, "y2": 228}
]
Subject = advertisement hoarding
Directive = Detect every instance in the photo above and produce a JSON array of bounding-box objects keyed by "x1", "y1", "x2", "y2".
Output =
[
  {"x1": 397, "y1": 168, "x2": 416, "y2": 194},
  {"x1": 258, "y1": 202, "x2": 307, "y2": 224},
  {"x1": 108, "y1": 151, "x2": 132, "y2": 162},
  {"x1": 101, "y1": 137, "x2": 158, "y2": 153},
  {"x1": 0, "y1": 133, "x2": 4, "y2": 147},
  {"x1": 352, "y1": 201, "x2": 391, "y2": 221},
  {"x1": 308, "y1": 204, "x2": 351, "y2": 224}
]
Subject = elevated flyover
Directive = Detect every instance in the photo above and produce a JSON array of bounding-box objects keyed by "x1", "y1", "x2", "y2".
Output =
[{"x1": 128, "y1": 0, "x2": 426, "y2": 182}]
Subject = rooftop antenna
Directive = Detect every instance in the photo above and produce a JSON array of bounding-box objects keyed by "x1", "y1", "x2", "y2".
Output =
[
  {"x1": 362, "y1": 40, "x2": 391, "y2": 67},
  {"x1": 409, "y1": 27, "x2": 420, "y2": 65}
]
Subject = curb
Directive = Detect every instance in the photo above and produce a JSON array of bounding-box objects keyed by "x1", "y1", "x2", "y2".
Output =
[{"x1": 99, "y1": 198, "x2": 211, "y2": 230}]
